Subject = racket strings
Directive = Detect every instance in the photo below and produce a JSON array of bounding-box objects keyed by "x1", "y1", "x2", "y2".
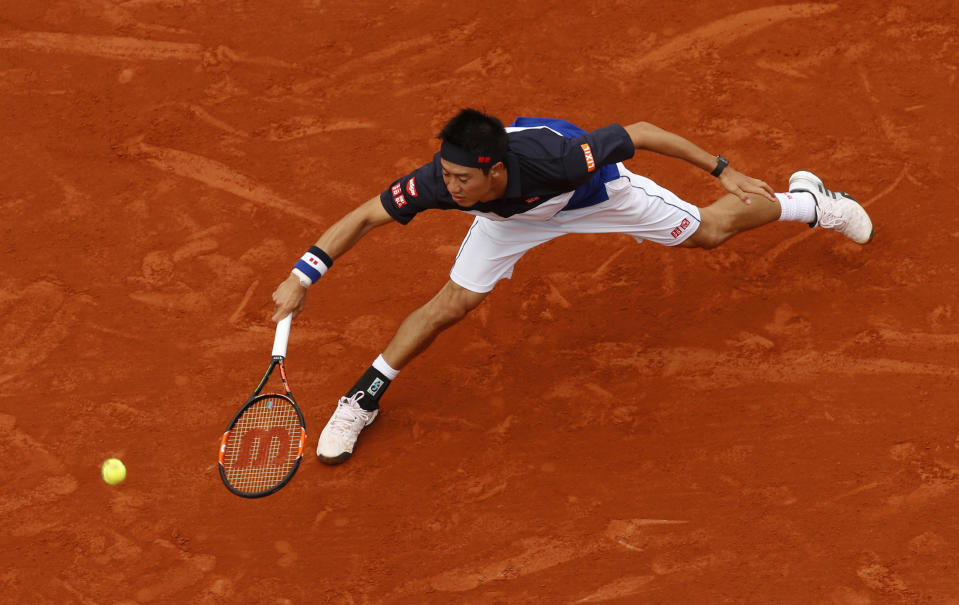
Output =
[{"x1": 222, "y1": 395, "x2": 303, "y2": 493}]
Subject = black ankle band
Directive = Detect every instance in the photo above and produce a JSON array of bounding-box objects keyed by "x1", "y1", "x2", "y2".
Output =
[{"x1": 347, "y1": 366, "x2": 391, "y2": 411}]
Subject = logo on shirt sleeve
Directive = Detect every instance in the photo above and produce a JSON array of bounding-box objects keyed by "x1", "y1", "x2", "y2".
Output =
[
  {"x1": 581, "y1": 143, "x2": 596, "y2": 173},
  {"x1": 391, "y1": 183, "x2": 407, "y2": 208},
  {"x1": 405, "y1": 177, "x2": 418, "y2": 197}
]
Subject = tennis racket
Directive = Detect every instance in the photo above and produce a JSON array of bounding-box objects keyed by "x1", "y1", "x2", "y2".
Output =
[{"x1": 218, "y1": 314, "x2": 306, "y2": 498}]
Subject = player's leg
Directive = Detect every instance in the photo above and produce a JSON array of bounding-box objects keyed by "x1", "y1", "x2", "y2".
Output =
[
  {"x1": 381, "y1": 280, "x2": 488, "y2": 370},
  {"x1": 366, "y1": 215, "x2": 556, "y2": 407},
  {"x1": 683, "y1": 171, "x2": 873, "y2": 248},
  {"x1": 316, "y1": 216, "x2": 561, "y2": 465},
  {"x1": 680, "y1": 191, "x2": 781, "y2": 249},
  {"x1": 315, "y1": 280, "x2": 487, "y2": 465}
]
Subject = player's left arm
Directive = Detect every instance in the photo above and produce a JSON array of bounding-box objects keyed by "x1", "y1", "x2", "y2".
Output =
[{"x1": 623, "y1": 121, "x2": 776, "y2": 204}]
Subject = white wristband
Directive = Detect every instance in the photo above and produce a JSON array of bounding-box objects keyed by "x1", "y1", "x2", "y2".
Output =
[
  {"x1": 291, "y1": 268, "x2": 312, "y2": 288},
  {"x1": 291, "y1": 246, "x2": 333, "y2": 288}
]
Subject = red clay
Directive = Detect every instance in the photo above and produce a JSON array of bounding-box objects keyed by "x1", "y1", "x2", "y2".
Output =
[{"x1": 2, "y1": 1, "x2": 958, "y2": 603}]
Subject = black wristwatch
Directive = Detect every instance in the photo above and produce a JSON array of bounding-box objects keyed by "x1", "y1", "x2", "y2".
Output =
[{"x1": 711, "y1": 155, "x2": 729, "y2": 177}]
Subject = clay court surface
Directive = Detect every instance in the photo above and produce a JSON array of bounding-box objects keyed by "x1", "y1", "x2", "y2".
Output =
[{"x1": 3, "y1": 1, "x2": 959, "y2": 603}]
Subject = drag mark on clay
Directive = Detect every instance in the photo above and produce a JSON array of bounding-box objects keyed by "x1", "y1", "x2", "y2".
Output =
[
  {"x1": 415, "y1": 520, "x2": 696, "y2": 597},
  {"x1": 427, "y1": 538, "x2": 586, "y2": 592},
  {"x1": 0, "y1": 476, "x2": 78, "y2": 516},
  {"x1": 0, "y1": 282, "x2": 82, "y2": 387},
  {"x1": 856, "y1": 552, "x2": 915, "y2": 599},
  {"x1": 0, "y1": 30, "x2": 204, "y2": 61},
  {"x1": 621, "y1": 4, "x2": 838, "y2": 72},
  {"x1": 0, "y1": 415, "x2": 77, "y2": 517},
  {"x1": 186, "y1": 105, "x2": 251, "y2": 138},
  {"x1": 814, "y1": 482, "x2": 882, "y2": 509},
  {"x1": 229, "y1": 280, "x2": 259, "y2": 327},
  {"x1": 261, "y1": 117, "x2": 376, "y2": 142},
  {"x1": 605, "y1": 518, "x2": 690, "y2": 553},
  {"x1": 572, "y1": 575, "x2": 657, "y2": 604},
  {"x1": 588, "y1": 245, "x2": 629, "y2": 282},
  {"x1": 755, "y1": 52, "x2": 833, "y2": 79},
  {"x1": 120, "y1": 139, "x2": 323, "y2": 224},
  {"x1": 0, "y1": 30, "x2": 294, "y2": 68},
  {"x1": 292, "y1": 35, "x2": 436, "y2": 94},
  {"x1": 871, "y1": 329, "x2": 959, "y2": 346}
]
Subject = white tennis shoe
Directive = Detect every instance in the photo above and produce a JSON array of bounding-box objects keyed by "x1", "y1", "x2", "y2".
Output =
[
  {"x1": 789, "y1": 170, "x2": 874, "y2": 244},
  {"x1": 316, "y1": 392, "x2": 378, "y2": 465}
]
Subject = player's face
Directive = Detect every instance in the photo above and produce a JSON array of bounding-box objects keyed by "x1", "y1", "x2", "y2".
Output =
[{"x1": 440, "y1": 159, "x2": 500, "y2": 207}]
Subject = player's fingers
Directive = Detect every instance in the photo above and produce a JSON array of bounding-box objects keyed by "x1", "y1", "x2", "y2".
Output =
[
  {"x1": 756, "y1": 179, "x2": 777, "y2": 201},
  {"x1": 743, "y1": 180, "x2": 775, "y2": 203},
  {"x1": 271, "y1": 303, "x2": 289, "y2": 323}
]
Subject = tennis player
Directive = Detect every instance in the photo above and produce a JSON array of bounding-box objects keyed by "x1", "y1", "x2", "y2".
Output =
[{"x1": 271, "y1": 109, "x2": 873, "y2": 465}]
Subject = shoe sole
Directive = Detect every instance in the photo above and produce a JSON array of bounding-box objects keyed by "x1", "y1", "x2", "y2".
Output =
[
  {"x1": 789, "y1": 170, "x2": 874, "y2": 244},
  {"x1": 317, "y1": 451, "x2": 352, "y2": 465}
]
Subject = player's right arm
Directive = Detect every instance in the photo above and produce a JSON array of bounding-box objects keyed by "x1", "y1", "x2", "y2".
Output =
[
  {"x1": 624, "y1": 121, "x2": 775, "y2": 204},
  {"x1": 271, "y1": 196, "x2": 394, "y2": 322}
]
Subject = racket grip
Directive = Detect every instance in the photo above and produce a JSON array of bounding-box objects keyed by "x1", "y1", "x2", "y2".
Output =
[{"x1": 272, "y1": 314, "x2": 292, "y2": 359}]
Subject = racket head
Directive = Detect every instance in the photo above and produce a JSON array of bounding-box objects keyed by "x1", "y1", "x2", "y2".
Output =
[{"x1": 218, "y1": 391, "x2": 307, "y2": 498}]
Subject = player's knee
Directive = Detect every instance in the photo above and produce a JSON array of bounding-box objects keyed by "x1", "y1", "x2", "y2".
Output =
[
  {"x1": 689, "y1": 213, "x2": 730, "y2": 249},
  {"x1": 424, "y1": 289, "x2": 479, "y2": 328},
  {"x1": 435, "y1": 299, "x2": 471, "y2": 325},
  {"x1": 684, "y1": 226, "x2": 718, "y2": 249}
]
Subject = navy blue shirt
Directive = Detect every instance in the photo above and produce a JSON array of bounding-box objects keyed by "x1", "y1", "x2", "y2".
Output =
[{"x1": 380, "y1": 118, "x2": 635, "y2": 225}]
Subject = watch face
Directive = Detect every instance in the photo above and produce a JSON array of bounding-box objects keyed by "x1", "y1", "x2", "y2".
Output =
[{"x1": 713, "y1": 156, "x2": 728, "y2": 176}]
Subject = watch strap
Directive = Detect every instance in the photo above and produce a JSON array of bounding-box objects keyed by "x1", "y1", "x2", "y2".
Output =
[{"x1": 711, "y1": 155, "x2": 729, "y2": 177}]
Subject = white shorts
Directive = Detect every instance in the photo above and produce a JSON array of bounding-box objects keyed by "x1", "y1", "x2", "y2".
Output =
[{"x1": 449, "y1": 166, "x2": 701, "y2": 293}]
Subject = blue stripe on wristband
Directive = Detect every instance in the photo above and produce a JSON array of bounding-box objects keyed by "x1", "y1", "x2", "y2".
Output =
[
  {"x1": 294, "y1": 259, "x2": 322, "y2": 283},
  {"x1": 292, "y1": 246, "x2": 332, "y2": 287}
]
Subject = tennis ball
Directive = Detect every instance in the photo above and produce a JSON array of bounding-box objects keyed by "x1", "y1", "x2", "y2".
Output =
[{"x1": 101, "y1": 458, "x2": 126, "y2": 485}]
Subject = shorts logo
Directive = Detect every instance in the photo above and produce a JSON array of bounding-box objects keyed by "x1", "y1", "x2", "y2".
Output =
[
  {"x1": 405, "y1": 177, "x2": 418, "y2": 197},
  {"x1": 525, "y1": 196, "x2": 541, "y2": 204},
  {"x1": 581, "y1": 143, "x2": 596, "y2": 173},
  {"x1": 391, "y1": 183, "x2": 407, "y2": 208},
  {"x1": 670, "y1": 218, "x2": 692, "y2": 239},
  {"x1": 367, "y1": 378, "x2": 384, "y2": 397}
]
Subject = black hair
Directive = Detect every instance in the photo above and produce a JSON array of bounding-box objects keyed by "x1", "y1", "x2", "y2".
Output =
[{"x1": 438, "y1": 108, "x2": 508, "y2": 173}]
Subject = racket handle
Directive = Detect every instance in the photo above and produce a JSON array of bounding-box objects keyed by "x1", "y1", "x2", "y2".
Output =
[{"x1": 272, "y1": 314, "x2": 292, "y2": 359}]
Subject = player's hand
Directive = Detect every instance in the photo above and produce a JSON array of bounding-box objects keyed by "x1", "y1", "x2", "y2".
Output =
[
  {"x1": 271, "y1": 274, "x2": 308, "y2": 322},
  {"x1": 718, "y1": 167, "x2": 777, "y2": 205}
]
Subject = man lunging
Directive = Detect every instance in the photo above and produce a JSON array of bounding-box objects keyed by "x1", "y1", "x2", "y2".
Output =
[{"x1": 270, "y1": 109, "x2": 872, "y2": 465}]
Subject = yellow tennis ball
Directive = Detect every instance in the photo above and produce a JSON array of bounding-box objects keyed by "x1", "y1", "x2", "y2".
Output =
[{"x1": 101, "y1": 458, "x2": 126, "y2": 485}]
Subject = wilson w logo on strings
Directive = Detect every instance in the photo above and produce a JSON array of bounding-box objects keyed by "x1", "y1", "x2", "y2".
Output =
[{"x1": 233, "y1": 427, "x2": 291, "y2": 468}]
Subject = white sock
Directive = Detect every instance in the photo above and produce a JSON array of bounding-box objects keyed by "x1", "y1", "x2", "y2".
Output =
[
  {"x1": 372, "y1": 354, "x2": 400, "y2": 380},
  {"x1": 775, "y1": 191, "x2": 817, "y2": 224}
]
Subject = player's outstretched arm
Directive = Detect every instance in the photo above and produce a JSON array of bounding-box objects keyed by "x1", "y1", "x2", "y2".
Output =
[
  {"x1": 271, "y1": 196, "x2": 394, "y2": 322},
  {"x1": 624, "y1": 121, "x2": 775, "y2": 204}
]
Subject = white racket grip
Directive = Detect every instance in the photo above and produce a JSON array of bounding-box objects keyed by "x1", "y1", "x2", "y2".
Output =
[{"x1": 272, "y1": 314, "x2": 292, "y2": 359}]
